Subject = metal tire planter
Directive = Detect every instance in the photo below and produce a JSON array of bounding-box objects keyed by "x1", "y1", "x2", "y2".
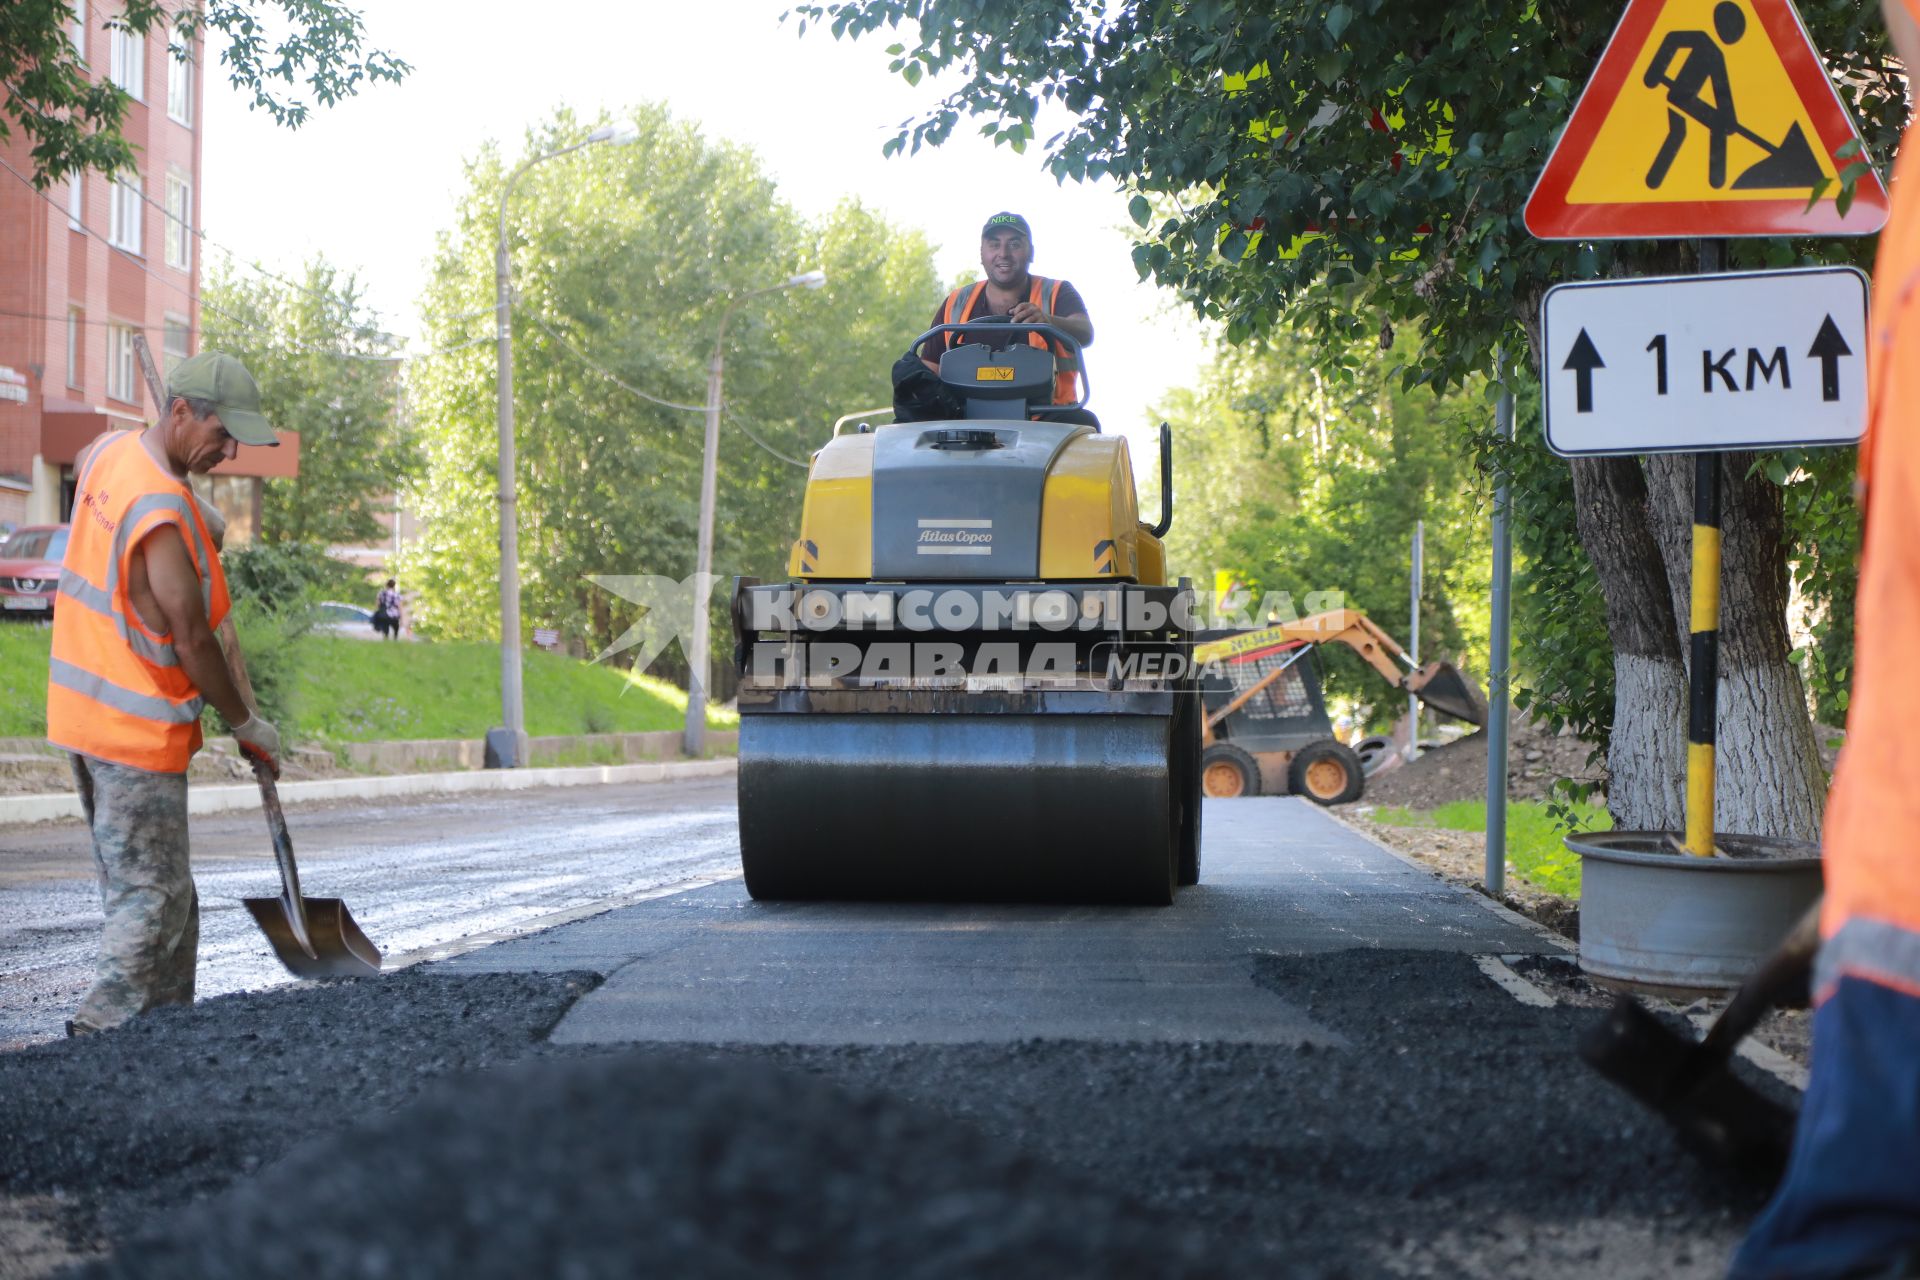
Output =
[{"x1": 1565, "y1": 830, "x2": 1822, "y2": 995}]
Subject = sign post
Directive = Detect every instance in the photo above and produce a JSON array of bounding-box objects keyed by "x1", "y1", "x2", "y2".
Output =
[{"x1": 1528, "y1": 0, "x2": 1883, "y2": 863}]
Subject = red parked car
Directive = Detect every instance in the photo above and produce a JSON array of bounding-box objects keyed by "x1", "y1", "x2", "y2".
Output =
[{"x1": 0, "y1": 524, "x2": 69, "y2": 619}]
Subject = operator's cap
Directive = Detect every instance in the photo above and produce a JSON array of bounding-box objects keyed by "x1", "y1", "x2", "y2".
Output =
[
  {"x1": 166, "y1": 351, "x2": 277, "y2": 446},
  {"x1": 981, "y1": 211, "x2": 1031, "y2": 239}
]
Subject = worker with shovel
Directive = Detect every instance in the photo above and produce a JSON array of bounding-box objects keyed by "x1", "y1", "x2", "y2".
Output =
[
  {"x1": 48, "y1": 352, "x2": 283, "y2": 1035},
  {"x1": 1642, "y1": 1, "x2": 1826, "y2": 193},
  {"x1": 1730, "y1": 1, "x2": 1920, "y2": 1274}
]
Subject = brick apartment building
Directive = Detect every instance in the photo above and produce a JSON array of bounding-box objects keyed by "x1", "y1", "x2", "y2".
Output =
[{"x1": 0, "y1": 4, "x2": 295, "y2": 540}]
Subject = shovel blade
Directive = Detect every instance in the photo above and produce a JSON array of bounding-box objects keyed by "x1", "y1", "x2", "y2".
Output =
[
  {"x1": 1733, "y1": 122, "x2": 1825, "y2": 191},
  {"x1": 1407, "y1": 660, "x2": 1488, "y2": 726},
  {"x1": 1579, "y1": 995, "x2": 1796, "y2": 1184},
  {"x1": 243, "y1": 895, "x2": 383, "y2": 979}
]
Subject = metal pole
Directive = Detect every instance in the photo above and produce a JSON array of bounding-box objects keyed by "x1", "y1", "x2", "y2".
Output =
[
  {"x1": 493, "y1": 214, "x2": 527, "y2": 768},
  {"x1": 487, "y1": 128, "x2": 631, "y2": 769},
  {"x1": 1683, "y1": 238, "x2": 1727, "y2": 856},
  {"x1": 1485, "y1": 349, "x2": 1514, "y2": 898},
  {"x1": 1408, "y1": 520, "x2": 1423, "y2": 762},
  {"x1": 683, "y1": 314, "x2": 729, "y2": 757}
]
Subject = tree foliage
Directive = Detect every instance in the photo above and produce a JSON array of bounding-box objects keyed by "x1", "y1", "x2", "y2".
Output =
[
  {"x1": 1, "y1": 0, "x2": 408, "y2": 185},
  {"x1": 202, "y1": 257, "x2": 417, "y2": 547},
  {"x1": 796, "y1": 0, "x2": 1905, "y2": 385},
  {"x1": 400, "y1": 106, "x2": 941, "y2": 669}
]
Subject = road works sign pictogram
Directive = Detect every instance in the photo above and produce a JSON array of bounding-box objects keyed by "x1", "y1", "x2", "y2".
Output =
[{"x1": 1525, "y1": 0, "x2": 1889, "y2": 239}]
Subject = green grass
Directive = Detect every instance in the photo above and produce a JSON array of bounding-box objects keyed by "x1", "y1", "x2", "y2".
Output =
[
  {"x1": 1369, "y1": 799, "x2": 1611, "y2": 898},
  {"x1": 0, "y1": 622, "x2": 53, "y2": 737},
  {"x1": 294, "y1": 636, "x2": 735, "y2": 743},
  {"x1": 0, "y1": 625, "x2": 734, "y2": 745}
]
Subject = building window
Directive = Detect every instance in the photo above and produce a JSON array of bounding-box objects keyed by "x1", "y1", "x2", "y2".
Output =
[
  {"x1": 167, "y1": 40, "x2": 191, "y2": 125},
  {"x1": 67, "y1": 310, "x2": 84, "y2": 389},
  {"x1": 66, "y1": 174, "x2": 83, "y2": 230},
  {"x1": 163, "y1": 315, "x2": 191, "y2": 371},
  {"x1": 107, "y1": 324, "x2": 138, "y2": 404},
  {"x1": 108, "y1": 25, "x2": 143, "y2": 99},
  {"x1": 164, "y1": 171, "x2": 191, "y2": 269},
  {"x1": 108, "y1": 177, "x2": 142, "y2": 252},
  {"x1": 71, "y1": 0, "x2": 86, "y2": 62}
]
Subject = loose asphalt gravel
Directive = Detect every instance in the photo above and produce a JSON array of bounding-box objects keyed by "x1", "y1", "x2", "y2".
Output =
[{"x1": 0, "y1": 949, "x2": 1791, "y2": 1279}]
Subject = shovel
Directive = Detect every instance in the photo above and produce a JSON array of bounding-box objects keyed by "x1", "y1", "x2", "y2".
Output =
[
  {"x1": 1576, "y1": 900, "x2": 1818, "y2": 1183},
  {"x1": 241, "y1": 756, "x2": 382, "y2": 978},
  {"x1": 214, "y1": 615, "x2": 381, "y2": 978}
]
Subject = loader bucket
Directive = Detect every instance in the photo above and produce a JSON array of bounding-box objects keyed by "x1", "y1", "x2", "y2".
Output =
[{"x1": 1408, "y1": 660, "x2": 1488, "y2": 727}]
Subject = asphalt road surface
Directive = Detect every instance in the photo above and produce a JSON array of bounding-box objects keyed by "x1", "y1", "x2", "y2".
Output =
[
  {"x1": 2, "y1": 785, "x2": 1791, "y2": 1277},
  {"x1": 0, "y1": 777, "x2": 740, "y2": 1045}
]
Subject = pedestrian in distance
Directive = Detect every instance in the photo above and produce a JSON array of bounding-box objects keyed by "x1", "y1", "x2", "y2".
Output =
[
  {"x1": 373, "y1": 578, "x2": 402, "y2": 640},
  {"x1": 48, "y1": 351, "x2": 284, "y2": 1036},
  {"x1": 1728, "y1": 1, "x2": 1920, "y2": 1275}
]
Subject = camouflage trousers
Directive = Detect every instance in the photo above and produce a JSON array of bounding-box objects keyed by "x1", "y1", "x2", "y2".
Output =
[{"x1": 67, "y1": 754, "x2": 197, "y2": 1033}]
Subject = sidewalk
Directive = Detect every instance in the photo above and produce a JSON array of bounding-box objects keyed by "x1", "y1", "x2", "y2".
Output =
[
  {"x1": 440, "y1": 797, "x2": 1562, "y2": 1046},
  {"x1": 0, "y1": 756, "x2": 738, "y2": 825}
]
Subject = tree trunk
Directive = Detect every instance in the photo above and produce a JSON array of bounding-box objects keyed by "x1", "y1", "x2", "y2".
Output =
[
  {"x1": 1568, "y1": 457, "x2": 1687, "y2": 830},
  {"x1": 1641, "y1": 454, "x2": 1825, "y2": 840}
]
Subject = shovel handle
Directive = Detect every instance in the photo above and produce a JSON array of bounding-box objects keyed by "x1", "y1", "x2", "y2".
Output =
[
  {"x1": 1696, "y1": 897, "x2": 1822, "y2": 1064},
  {"x1": 215, "y1": 622, "x2": 317, "y2": 960},
  {"x1": 252, "y1": 758, "x2": 317, "y2": 960}
]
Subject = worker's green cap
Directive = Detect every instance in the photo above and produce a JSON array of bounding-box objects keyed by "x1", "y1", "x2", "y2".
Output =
[
  {"x1": 981, "y1": 211, "x2": 1031, "y2": 239},
  {"x1": 166, "y1": 351, "x2": 277, "y2": 446}
]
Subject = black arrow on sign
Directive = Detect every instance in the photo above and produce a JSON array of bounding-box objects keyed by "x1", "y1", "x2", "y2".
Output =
[
  {"x1": 1808, "y1": 315, "x2": 1852, "y2": 403},
  {"x1": 1563, "y1": 329, "x2": 1605, "y2": 413}
]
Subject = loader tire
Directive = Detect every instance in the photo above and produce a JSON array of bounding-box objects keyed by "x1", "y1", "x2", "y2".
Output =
[
  {"x1": 1288, "y1": 740, "x2": 1365, "y2": 806},
  {"x1": 1200, "y1": 743, "x2": 1261, "y2": 799}
]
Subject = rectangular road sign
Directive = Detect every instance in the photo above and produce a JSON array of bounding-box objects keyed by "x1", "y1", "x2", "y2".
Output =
[{"x1": 1542, "y1": 266, "x2": 1869, "y2": 456}]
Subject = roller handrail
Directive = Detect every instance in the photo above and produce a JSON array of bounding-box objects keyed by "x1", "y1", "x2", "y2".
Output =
[{"x1": 1149, "y1": 422, "x2": 1173, "y2": 538}]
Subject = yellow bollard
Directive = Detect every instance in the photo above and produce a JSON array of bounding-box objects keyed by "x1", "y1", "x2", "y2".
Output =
[{"x1": 1684, "y1": 454, "x2": 1721, "y2": 857}]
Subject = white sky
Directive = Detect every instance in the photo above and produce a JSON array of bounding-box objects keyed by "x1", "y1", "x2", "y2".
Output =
[{"x1": 199, "y1": 0, "x2": 1213, "y2": 474}]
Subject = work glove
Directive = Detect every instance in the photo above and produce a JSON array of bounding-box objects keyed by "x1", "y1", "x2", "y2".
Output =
[{"x1": 232, "y1": 714, "x2": 282, "y2": 779}]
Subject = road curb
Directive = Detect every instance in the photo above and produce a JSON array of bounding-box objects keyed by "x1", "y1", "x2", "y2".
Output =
[{"x1": 0, "y1": 757, "x2": 738, "y2": 826}]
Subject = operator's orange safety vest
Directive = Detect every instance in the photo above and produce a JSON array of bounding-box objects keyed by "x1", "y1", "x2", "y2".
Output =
[
  {"x1": 47, "y1": 431, "x2": 229, "y2": 773},
  {"x1": 1816, "y1": 122, "x2": 1920, "y2": 1002},
  {"x1": 939, "y1": 276, "x2": 1084, "y2": 405}
]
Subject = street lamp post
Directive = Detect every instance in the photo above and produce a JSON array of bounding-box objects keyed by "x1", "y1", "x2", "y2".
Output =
[
  {"x1": 489, "y1": 123, "x2": 637, "y2": 769},
  {"x1": 683, "y1": 269, "x2": 827, "y2": 757}
]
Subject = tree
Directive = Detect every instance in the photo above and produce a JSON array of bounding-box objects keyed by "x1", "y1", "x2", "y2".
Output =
[
  {"x1": 1, "y1": 0, "x2": 407, "y2": 186},
  {"x1": 201, "y1": 256, "x2": 417, "y2": 547},
  {"x1": 400, "y1": 106, "x2": 941, "y2": 671},
  {"x1": 797, "y1": 0, "x2": 1910, "y2": 839}
]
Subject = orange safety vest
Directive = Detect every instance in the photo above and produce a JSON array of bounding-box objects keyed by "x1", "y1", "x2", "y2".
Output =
[
  {"x1": 939, "y1": 276, "x2": 1084, "y2": 405},
  {"x1": 1816, "y1": 122, "x2": 1920, "y2": 1002},
  {"x1": 47, "y1": 431, "x2": 230, "y2": 773}
]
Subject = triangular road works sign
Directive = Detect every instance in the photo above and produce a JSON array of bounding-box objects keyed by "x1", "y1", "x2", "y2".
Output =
[{"x1": 1526, "y1": 0, "x2": 1889, "y2": 239}]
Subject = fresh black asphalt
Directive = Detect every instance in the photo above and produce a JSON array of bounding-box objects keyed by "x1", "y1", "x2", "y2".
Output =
[{"x1": 0, "y1": 795, "x2": 1790, "y2": 1277}]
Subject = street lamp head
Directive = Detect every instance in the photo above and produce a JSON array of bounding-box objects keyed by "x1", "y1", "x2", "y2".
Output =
[
  {"x1": 788, "y1": 269, "x2": 828, "y2": 290},
  {"x1": 587, "y1": 124, "x2": 640, "y2": 145}
]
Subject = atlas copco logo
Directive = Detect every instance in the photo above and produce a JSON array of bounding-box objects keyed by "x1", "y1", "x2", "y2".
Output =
[{"x1": 915, "y1": 518, "x2": 992, "y2": 556}]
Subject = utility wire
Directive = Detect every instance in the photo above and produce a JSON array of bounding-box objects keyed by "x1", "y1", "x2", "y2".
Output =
[
  {"x1": 725, "y1": 407, "x2": 811, "y2": 469},
  {"x1": 523, "y1": 311, "x2": 708, "y2": 412},
  {"x1": 523, "y1": 310, "x2": 814, "y2": 468}
]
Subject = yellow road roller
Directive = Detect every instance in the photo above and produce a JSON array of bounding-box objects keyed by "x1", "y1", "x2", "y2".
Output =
[{"x1": 731, "y1": 318, "x2": 1201, "y2": 904}]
